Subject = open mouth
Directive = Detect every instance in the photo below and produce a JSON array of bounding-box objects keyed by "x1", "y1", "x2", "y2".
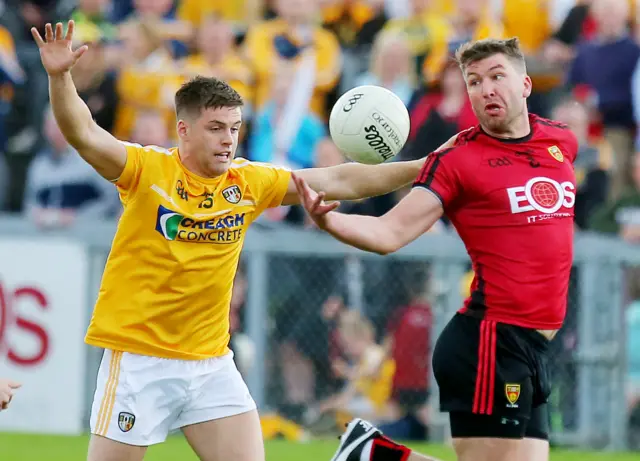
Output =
[
  {"x1": 485, "y1": 103, "x2": 503, "y2": 115},
  {"x1": 214, "y1": 153, "x2": 231, "y2": 161}
]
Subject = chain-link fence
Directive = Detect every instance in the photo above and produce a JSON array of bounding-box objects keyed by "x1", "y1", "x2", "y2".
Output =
[{"x1": 0, "y1": 217, "x2": 639, "y2": 451}]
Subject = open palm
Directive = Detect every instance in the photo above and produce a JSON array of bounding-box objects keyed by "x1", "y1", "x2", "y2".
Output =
[{"x1": 31, "y1": 21, "x2": 88, "y2": 76}]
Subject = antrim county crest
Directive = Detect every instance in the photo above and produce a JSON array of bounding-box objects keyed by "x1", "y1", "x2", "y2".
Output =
[
  {"x1": 118, "y1": 412, "x2": 135, "y2": 432},
  {"x1": 547, "y1": 145, "x2": 564, "y2": 162},
  {"x1": 505, "y1": 384, "x2": 521, "y2": 407},
  {"x1": 222, "y1": 185, "x2": 242, "y2": 204}
]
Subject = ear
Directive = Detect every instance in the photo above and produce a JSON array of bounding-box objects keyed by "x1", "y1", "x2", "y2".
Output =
[
  {"x1": 177, "y1": 119, "x2": 188, "y2": 139},
  {"x1": 523, "y1": 75, "x2": 532, "y2": 99}
]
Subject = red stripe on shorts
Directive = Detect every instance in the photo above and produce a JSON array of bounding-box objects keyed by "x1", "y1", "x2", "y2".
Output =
[{"x1": 473, "y1": 320, "x2": 497, "y2": 415}]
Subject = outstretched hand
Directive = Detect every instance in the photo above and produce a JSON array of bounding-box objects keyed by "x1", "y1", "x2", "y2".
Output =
[
  {"x1": 292, "y1": 173, "x2": 340, "y2": 229},
  {"x1": 31, "y1": 20, "x2": 88, "y2": 76}
]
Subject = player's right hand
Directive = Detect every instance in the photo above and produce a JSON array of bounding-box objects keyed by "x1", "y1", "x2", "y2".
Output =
[
  {"x1": 0, "y1": 379, "x2": 21, "y2": 411},
  {"x1": 292, "y1": 173, "x2": 340, "y2": 229},
  {"x1": 31, "y1": 20, "x2": 88, "y2": 76}
]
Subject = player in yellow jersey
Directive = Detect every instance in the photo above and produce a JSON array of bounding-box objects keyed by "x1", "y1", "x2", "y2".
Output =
[{"x1": 31, "y1": 21, "x2": 428, "y2": 461}]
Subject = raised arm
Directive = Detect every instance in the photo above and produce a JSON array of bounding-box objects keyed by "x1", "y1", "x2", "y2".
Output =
[
  {"x1": 32, "y1": 21, "x2": 126, "y2": 181},
  {"x1": 292, "y1": 174, "x2": 443, "y2": 255}
]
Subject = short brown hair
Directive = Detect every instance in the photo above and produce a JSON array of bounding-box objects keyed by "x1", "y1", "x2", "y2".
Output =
[
  {"x1": 175, "y1": 76, "x2": 243, "y2": 118},
  {"x1": 455, "y1": 37, "x2": 526, "y2": 74}
]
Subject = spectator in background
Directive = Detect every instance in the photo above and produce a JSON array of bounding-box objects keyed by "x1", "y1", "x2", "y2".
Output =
[
  {"x1": 243, "y1": 0, "x2": 342, "y2": 121},
  {"x1": 569, "y1": 0, "x2": 640, "y2": 200},
  {"x1": 130, "y1": 110, "x2": 171, "y2": 148},
  {"x1": 0, "y1": 24, "x2": 24, "y2": 210},
  {"x1": 590, "y1": 150, "x2": 640, "y2": 238},
  {"x1": 70, "y1": 24, "x2": 119, "y2": 135},
  {"x1": 403, "y1": 61, "x2": 477, "y2": 161},
  {"x1": 177, "y1": 0, "x2": 265, "y2": 37},
  {"x1": 355, "y1": 31, "x2": 415, "y2": 106},
  {"x1": 309, "y1": 310, "x2": 395, "y2": 427},
  {"x1": 552, "y1": 98, "x2": 610, "y2": 229},
  {"x1": 248, "y1": 69, "x2": 326, "y2": 170},
  {"x1": 381, "y1": 0, "x2": 451, "y2": 85},
  {"x1": 71, "y1": 0, "x2": 119, "y2": 42},
  {"x1": 498, "y1": 0, "x2": 573, "y2": 117},
  {"x1": 170, "y1": 15, "x2": 253, "y2": 117},
  {"x1": 23, "y1": 109, "x2": 119, "y2": 228},
  {"x1": 112, "y1": 21, "x2": 177, "y2": 141},
  {"x1": 627, "y1": 299, "x2": 640, "y2": 449},
  {"x1": 321, "y1": 0, "x2": 384, "y2": 49},
  {"x1": 445, "y1": 0, "x2": 504, "y2": 57},
  {"x1": 118, "y1": 0, "x2": 192, "y2": 58},
  {"x1": 378, "y1": 268, "x2": 434, "y2": 441},
  {"x1": 278, "y1": 292, "x2": 347, "y2": 425}
]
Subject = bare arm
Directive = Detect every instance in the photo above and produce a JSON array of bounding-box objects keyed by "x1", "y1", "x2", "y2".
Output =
[
  {"x1": 282, "y1": 133, "x2": 460, "y2": 206},
  {"x1": 282, "y1": 158, "x2": 424, "y2": 206},
  {"x1": 33, "y1": 21, "x2": 126, "y2": 181},
  {"x1": 293, "y1": 175, "x2": 444, "y2": 255}
]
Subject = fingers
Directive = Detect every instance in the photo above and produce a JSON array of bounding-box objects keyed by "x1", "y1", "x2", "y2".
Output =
[
  {"x1": 31, "y1": 27, "x2": 45, "y2": 48},
  {"x1": 45, "y1": 23, "x2": 53, "y2": 42},
  {"x1": 65, "y1": 20, "x2": 75, "y2": 41},
  {"x1": 55, "y1": 22, "x2": 64, "y2": 41},
  {"x1": 72, "y1": 45, "x2": 89, "y2": 63}
]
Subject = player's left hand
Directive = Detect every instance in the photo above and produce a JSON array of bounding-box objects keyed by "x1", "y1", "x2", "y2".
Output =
[
  {"x1": 292, "y1": 173, "x2": 340, "y2": 229},
  {"x1": 0, "y1": 379, "x2": 21, "y2": 411}
]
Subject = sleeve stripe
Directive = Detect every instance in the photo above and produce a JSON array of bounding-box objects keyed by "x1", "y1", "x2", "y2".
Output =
[{"x1": 415, "y1": 147, "x2": 456, "y2": 186}]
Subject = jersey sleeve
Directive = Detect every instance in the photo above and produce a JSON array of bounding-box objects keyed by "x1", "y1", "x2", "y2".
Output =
[
  {"x1": 563, "y1": 128, "x2": 579, "y2": 164},
  {"x1": 242, "y1": 161, "x2": 292, "y2": 214},
  {"x1": 112, "y1": 142, "x2": 148, "y2": 202},
  {"x1": 412, "y1": 149, "x2": 462, "y2": 208}
]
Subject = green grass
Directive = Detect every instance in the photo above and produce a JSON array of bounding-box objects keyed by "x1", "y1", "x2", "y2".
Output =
[{"x1": 0, "y1": 433, "x2": 637, "y2": 460}]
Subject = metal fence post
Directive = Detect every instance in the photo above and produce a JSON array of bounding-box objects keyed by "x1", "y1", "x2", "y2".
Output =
[{"x1": 245, "y1": 249, "x2": 269, "y2": 410}]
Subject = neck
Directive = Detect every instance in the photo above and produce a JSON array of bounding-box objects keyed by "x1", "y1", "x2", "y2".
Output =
[
  {"x1": 482, "y1": 111, "x2": 531, "y2": 140},
  {"x1": 178, "y1": 145, "x2": 221, "y2": 178}
]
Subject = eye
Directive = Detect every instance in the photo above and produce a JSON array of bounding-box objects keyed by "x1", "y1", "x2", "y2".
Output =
[
  {"x1": 231, "y1": 127, "x2": 240, "y2": 133},
  {"x1": 493, "y1": 74, "x2": 505, "y2": 81},
  {"x1": 468, "y1": 80, "x2": 480, "y2": 87}
]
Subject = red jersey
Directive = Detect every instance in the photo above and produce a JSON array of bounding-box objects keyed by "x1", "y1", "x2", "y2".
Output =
[
  {"x1": 387, "y1": 303, "x2": 433, "y2": 390},
  {"x1": 413, "y1": 114, "x2": 578, "y2": 330}
]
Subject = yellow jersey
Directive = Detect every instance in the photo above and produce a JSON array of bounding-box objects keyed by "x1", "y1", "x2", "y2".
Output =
[{"x1": 85, "y1": 143, "x2": 291, "y2": 360}]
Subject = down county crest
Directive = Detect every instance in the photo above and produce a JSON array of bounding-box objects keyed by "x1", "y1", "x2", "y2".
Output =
[
  {"x1": 505, "y1": 384, "x2": 521, "y2": 407},
  {"x1": 547, "y1": 145, "x2": 564, "y2": 163},
  {"x1": 118, "y1": 412, "x2": 135, "y2": 432},
  {"x1": 222, "y1": 185, "x2": 242, "y2": 204}
]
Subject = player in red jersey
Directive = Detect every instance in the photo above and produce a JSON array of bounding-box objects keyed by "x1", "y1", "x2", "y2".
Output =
[{"x1": 294, "y1": 37, "x2": 578, "y2": 461}]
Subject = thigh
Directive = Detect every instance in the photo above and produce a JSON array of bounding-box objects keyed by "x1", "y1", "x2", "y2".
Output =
[
  {"x1": 433, "y1": 314, "x2": 534, "y2": 419},
  {"x1": 174, "y1": 351, "x2": 257, "y2": 430},
  {"x1": 89, "y1": 350, "x2": 186, "y2": 447},
  {"x1": 182, "y1": 409, "x2": 265, "y2": 461},
  {"x1": 87, "y1": 435, "x2": 147, "y2": 461}
]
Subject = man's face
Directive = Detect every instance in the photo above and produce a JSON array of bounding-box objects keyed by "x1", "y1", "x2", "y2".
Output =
[
  {"x1": 178, "y1": 106, "x2": 242, "y2": 177},
  {"x1": 464, "y1": 53, "x2": 531, "y2": 134}
]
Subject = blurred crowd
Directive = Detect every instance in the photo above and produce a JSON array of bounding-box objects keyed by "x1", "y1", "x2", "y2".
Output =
[{"x1": 1, "y1": 0, "x2": 640, "y2": 445}]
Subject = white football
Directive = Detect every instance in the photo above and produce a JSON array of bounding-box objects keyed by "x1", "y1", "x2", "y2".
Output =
[{"x1": 329, "y1": 85, "x2": 410, "y2": 165}]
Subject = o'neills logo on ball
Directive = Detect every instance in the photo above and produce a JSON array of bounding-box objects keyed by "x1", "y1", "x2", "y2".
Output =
[{"x1": 371, "y1": 112, "x2": 402, "y2": 148}]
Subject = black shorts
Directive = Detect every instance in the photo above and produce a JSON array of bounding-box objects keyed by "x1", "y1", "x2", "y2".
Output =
[{"x1": 432, "y1": 313, "x2": 552, "y2": 440}]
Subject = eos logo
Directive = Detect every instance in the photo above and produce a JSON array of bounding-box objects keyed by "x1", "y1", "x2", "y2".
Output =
[
  {"x1": 507, "y1": 177, "x2": 575, "y2": 214},
  {"x1": 0, "y1": 283, "x2": 50, "y2": 367},
  {"x1": 342, "y1": 93, "x2": 363, "y2": 112}
]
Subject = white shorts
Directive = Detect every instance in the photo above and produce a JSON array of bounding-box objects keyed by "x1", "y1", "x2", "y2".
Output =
[{"x1": 89, "y1": 349, "x2": 256, "y2": 446}]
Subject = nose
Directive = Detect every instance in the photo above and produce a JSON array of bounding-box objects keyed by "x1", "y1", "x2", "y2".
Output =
[
  {"x1": 221, "y1": 129, "x2": 233, "y2": 146},
  {"x1": 482, "y1": 80, "x2": 496, "y2": 99}
]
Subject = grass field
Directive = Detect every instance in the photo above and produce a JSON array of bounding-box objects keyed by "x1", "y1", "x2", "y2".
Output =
[{"x1": 1, "y1": 433, "x2": 638, "y2": 461}]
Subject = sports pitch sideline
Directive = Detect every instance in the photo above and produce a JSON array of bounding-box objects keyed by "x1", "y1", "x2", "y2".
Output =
[{"x1": 1, "y1": 433, "x2": 638, "y2": 461}]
